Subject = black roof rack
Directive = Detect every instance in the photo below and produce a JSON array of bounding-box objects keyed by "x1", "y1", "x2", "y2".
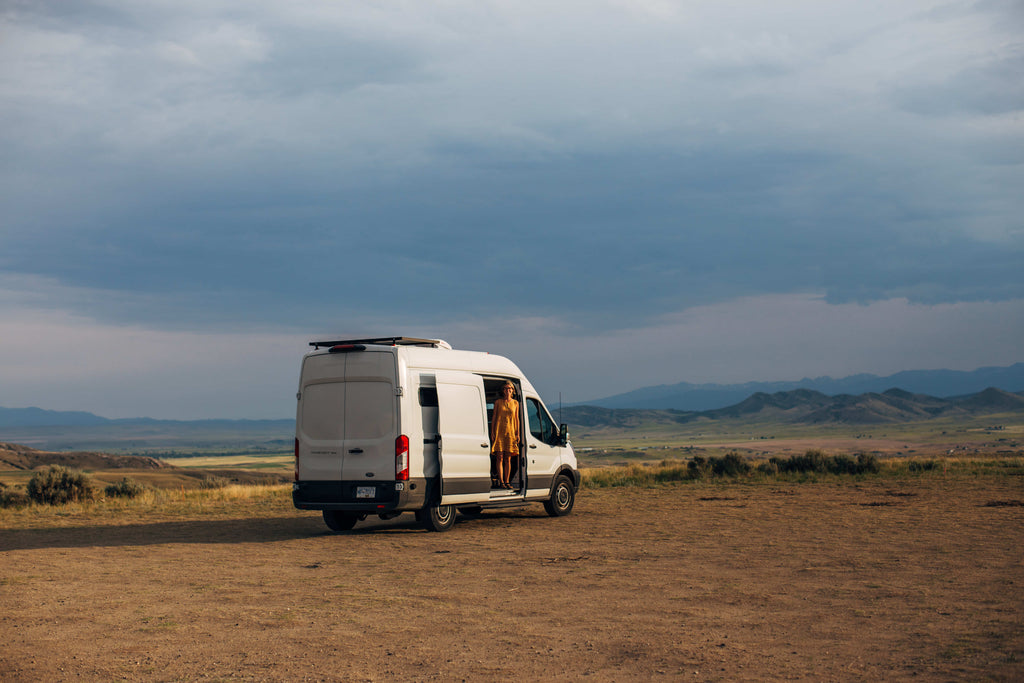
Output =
[{"x1": 310, "y1": 336, "x2": 451, "y2": 350}]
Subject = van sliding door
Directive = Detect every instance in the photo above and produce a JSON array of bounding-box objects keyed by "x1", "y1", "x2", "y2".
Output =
[{"x1": 435, "y1": 370, "x2": 492, "y2": 505}]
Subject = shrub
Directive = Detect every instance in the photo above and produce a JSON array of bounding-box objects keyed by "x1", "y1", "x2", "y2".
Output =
[
  {"x1": 770, "y1": 450, "x2": 880, "y2": 476},
  {"x1": 584, "y1": 449, "x2": 882, "y2": 489},
  {"x1": 784, "y1": 449, "x2": 831, "y2": 473},
  {"x1": 198, "y1": 475, "x2": 230, "y2": 489},
  {"x1": 0, "y1": 482, "x2": 30, "y2": 509},
  {"x1": 831, "y1": 454, "x2": 859, "y2": 474},
  {"x1": 856, "y1": 452, "x2": 880, "y2": 474},
  {"x1": 26, "y1": 466, "x2": 96, "y2": 505},
  {"x1": 686, "y1": 453, "x2": 751, "y2": 479},
  {"x1": 713, "y1": 452, "x2": 751, "y2": 477},
  {"x1": 104, "y1": 477, "x2": 146, "y2": 499},
  {"x1": 687, "y1": 455, "x2": 711, "y2": 478}
]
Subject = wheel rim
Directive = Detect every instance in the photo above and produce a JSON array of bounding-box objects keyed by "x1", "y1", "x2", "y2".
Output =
[
  {"x1": 437, "y1": 505, "x2": 454, "y2": 524},
  {"x1": 555, "y1": 484, "x2": 570, "y2": 510}
]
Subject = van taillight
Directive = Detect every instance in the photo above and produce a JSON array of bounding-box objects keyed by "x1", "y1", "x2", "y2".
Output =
[
  {"x1": 395, "y1": 435, "x2": 410, "y2": 481},
  {"x1": 294, "y1": 438, "x2": 300, "y2": 482}
]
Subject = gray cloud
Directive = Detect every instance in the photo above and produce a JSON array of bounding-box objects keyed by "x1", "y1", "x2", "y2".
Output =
[
  {"x1": 2, "y1": 0, "x2": 1022, "y2": 334},
  {"x1": 2, "y1": 1, "x2": 1023, "y2": 417},
  {"x1": 893, "y1": 54, "x2": 1024, "y2": 117}
]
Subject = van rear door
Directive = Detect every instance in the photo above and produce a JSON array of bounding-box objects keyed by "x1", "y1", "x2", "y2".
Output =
[
  {"x1": 297, "y1": 348, "x2": 396, "y2": 483},
  {"x1": 338, "y1": 350, "x2": 397, "y2": 482},
  {"x1": 435, "y1": 370, "x2": 491, "y2": 504}
]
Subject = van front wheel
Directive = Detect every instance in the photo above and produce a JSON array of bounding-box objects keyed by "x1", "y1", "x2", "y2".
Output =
[
  {"x1": 543, "y1": 475, "x2": 575, "y2": 517},
  {"x1": 416, "y1": 504, "x2": 456, "y2": 532}
]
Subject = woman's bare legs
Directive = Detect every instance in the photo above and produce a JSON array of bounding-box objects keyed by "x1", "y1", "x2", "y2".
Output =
[
  {"x1": 495, "y1": 452, "x2": 514, "y2": 488},
  {"x1": 495, "y1": 453, "x2": 505, "y2": 488}
]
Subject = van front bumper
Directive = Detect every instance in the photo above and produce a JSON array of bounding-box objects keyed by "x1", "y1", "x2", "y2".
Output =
[{"x1": 293, "y1": 479, "x2": 428, "y2": 512}]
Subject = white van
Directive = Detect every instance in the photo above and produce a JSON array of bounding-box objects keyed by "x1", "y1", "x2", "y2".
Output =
[{"x1": 292, "y1": 337, "x2": 580, "y2": 532}]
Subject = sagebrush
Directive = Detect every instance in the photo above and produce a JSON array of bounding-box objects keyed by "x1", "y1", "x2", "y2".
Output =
[
  {"x1": 769, "y1": 450, "x2": 880, "y2": 475},
  {"x1": 0, "y1": 482, "x2": 30, "y2": 509},
  {"x1": 105, "y1": 477, "x2": 147, "y2": 498},
  {"x1": 27, "y1": 466, "x2": 96, "y2": 505},
  {"x1": 584, "y1": 450, "x2": 883, "y2": 487}
]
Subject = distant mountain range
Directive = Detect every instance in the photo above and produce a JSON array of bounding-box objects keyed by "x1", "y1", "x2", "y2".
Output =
[
  {"x1": 576, "y1": 363, "x2": 1024, "y2": 411},
  {"x1": 0, "y1": 407, "x2": 292, "y2": 429},
  {"x1": 2, "y1": 387, "x2": 1023, "y2": 454},
  {"x1": 562, "y1": 387, "x2": 1024, "y2": 428},
  {"x1": 2, "y1": 363, "x2": 1021, "y2": 434}
]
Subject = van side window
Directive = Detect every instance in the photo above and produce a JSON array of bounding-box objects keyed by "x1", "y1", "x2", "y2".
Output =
[
  {"x1": 526, "y1": 398, "x2": 558, "y2": 445},
  {"x1": 419, "y1": 387, "x2": 438, "y2": 407}
]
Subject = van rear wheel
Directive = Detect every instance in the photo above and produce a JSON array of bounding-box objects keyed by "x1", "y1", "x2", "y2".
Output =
[
  {"x1": 323, "y1": 510, "x2": 359, "y2": 532},
  {"x1": 416, "y1": 504, "x2": 456, "y2": 532},
  {"x1": 543, "y1": 475, "x2": 575, "y2": 517}
]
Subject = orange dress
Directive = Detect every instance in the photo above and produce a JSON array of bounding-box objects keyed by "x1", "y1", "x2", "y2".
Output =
[{"x1": 490, "y1": 398, "x2": 520, "y2": 454}]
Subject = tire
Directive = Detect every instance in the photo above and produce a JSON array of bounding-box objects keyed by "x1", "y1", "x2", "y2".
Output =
[
  {"x1": 543, "y1": 475, "x2": 575, "y2": 517},
  {"x1": 323, "y1": 510, "x2": 359, "y2": 532},
  {"x1": 457, "y1": 505, "x2": 483, "y2": 518},
  {"x1": 416, "y1": 504, "x2": 457, "y2": 532}
]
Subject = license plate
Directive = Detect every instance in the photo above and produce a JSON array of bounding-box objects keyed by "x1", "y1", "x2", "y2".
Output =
[{"x1": 356, "y1": 486, "x2": 376, "y2": 499}]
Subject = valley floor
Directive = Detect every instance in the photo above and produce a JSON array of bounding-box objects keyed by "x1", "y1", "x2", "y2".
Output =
[{"x1": 2, "y1": 477, "x2": 1023, "y2": 681}]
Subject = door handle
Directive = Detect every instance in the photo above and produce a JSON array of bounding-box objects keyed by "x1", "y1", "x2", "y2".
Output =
[
  {"x1": 480, "y1": 443, "x2": 489, "y2": 448},
  {"x1": 348, "y1": 448, "x2": 363, "y2": 454},
  {"x1": 529, "y1": 444, "x2": 537, "y2": 449}
]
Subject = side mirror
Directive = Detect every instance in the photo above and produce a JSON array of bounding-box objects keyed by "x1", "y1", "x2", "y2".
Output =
[{"x1": 559, "y1": 423, "x2": 569, "y2": 446}]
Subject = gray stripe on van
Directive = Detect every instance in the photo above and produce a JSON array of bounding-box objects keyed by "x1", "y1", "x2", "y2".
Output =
[{"x1": 441, "y1": 477, "x2": 493, "y2": 496}]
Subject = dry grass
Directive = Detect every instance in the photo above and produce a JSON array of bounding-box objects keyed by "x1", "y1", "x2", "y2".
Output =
[
  {"x1": 5, "y1": 452, "x2": 1024, "y2": 527},
  {"x1": 0, "y1": 484, "x2": 292, "y2": 528},
  {"x1": 160, "y1": 453, "x2": 292, "y2": 472}
]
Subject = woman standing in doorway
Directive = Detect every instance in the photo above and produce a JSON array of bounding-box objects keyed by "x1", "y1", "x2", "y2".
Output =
[{"x1": 491, "y1": 381, "x2": 520, "y2": 489}]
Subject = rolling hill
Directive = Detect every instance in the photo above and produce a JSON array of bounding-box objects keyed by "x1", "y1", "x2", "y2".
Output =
[
  {"x1": 560, "y1": 387, "x2": 1024, "y2": 429},
  {"x1": 0, "y1": 442, "x2": 168, "y2": 470},
  {"x1": 0, "y1": 443, "x2": 290, "y2": 486}
]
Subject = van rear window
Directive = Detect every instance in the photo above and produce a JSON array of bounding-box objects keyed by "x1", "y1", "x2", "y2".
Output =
[{"x1": 419, "y1": 387, "x2": 438, "y2": 407}]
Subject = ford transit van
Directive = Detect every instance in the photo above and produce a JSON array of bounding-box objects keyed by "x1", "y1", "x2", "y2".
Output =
[{"x1": 292, "y1": 337, "x2": 580, "y2": 532}]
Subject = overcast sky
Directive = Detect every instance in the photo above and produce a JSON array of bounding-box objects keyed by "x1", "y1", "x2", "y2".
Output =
[{"x1": 1, "y1": 0, "x2": 1022, "y2": 419}]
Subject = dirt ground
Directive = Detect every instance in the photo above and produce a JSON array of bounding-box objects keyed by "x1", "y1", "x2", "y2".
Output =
[{"x1": 2, "y1": 477, "x2": 1023, "y2": 682}]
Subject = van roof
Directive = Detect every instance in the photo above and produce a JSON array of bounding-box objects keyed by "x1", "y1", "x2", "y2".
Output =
[
  {"x1": 309, "y1": 336, "x2": 452, "y2": 350},
  {"x1": 304, "y1": 339, "x2": 538, "y2": 396}
]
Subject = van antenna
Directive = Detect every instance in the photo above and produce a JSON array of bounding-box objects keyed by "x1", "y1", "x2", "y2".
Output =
[{"x1": 559, "y1": 392, "x2": 562, "y2": 424}]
